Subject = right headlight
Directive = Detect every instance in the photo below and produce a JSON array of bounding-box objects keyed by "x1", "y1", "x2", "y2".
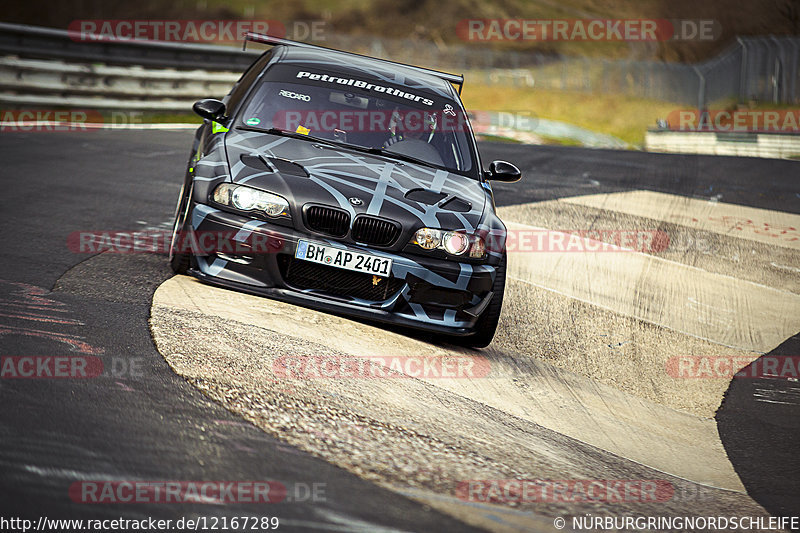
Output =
[
  {"x1": 442, "y1": 231, "x2": 470, "y2": 255},
  {"x1": 212, "y1": 183, "x2": 290, "y2": 218},
  {"x1": 412, "y1": 228, "x2": 485, "y2": 258}
]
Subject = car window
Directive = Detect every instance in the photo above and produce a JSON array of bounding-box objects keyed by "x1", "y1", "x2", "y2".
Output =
[
  {"x1": 224, "y1": 50, "x2": 274, "y2": 114},
  {"x1": 237, "y1": 64, "x2": 477, "y2": 175}
]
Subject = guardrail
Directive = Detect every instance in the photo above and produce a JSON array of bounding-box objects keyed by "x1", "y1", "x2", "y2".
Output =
[
  {"x1": 0, "y1": 56, "x2": 239, "y2": 110},
  {"x1": 0, "y1": 23, "x2": 254, "y2": 111},
  {"x1": 645, "y1": 130, "x2": 800, "y2": 159},
  {"x1": 0, "y1": 22, "x2": 258, "y2": 70}
]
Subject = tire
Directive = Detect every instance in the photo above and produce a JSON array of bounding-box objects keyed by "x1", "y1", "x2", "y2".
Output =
[
  {"x1": 169, "y1": 181, "x2": 193, "y2": 274},
  {"x1": 457, "y1": 252, "x2": 507, "y2": 348}
]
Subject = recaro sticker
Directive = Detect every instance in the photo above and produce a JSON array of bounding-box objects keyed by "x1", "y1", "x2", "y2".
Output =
[{"x1": 279, "y1": 90, "x2": 311, "y2": 102}]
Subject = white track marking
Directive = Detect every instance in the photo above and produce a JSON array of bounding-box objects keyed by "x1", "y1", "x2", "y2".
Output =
[
  {"x1": 560, "y1": 190, "x2": 800, "y2": 250},
  {"x1": 504, "y1": 220, "x2": 800, "y2": 353}
]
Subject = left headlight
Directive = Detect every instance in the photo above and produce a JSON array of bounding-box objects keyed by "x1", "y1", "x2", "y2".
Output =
[
  {"x1": 412, "y1": 228, "x2": 485, "y2": 258},
  {"x1": 212, "y1": 183, "x2": 290, "y2": 218}
]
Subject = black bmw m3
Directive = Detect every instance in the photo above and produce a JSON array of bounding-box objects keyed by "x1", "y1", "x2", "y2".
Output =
[{"x1": 169, "y1": 32, "x2": 521, "y2": 347}]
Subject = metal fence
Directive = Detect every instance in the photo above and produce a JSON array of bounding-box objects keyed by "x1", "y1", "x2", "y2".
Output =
[
  {"x1": 736, "y1": 37, "x2": 799, "y2": 105},
  {"x1": 318, "y1": 35, "x2": 800, "y2": 109},
  {"x1": 501, "y1": 57, "x2": 703, "y2": 103},
  {"x1": 477, "y1": 37, "x2": 800, "y2": 108}
]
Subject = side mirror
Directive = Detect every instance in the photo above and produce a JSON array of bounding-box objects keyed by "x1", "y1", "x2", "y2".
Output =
[
  {"x1": 486, "y1": 160, "x2": 521, "y2": 182},
  {"x1": 193, "y1": 99, "x2": 227, "y2": 123}
]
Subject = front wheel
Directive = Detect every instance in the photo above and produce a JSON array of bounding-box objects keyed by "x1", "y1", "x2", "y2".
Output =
[
  {"x1": 458, "y1": 253, "x2": 507, "y2": 348},
  {"x1": 169, "y1": 181, "x2": 193, "y2": 274}
]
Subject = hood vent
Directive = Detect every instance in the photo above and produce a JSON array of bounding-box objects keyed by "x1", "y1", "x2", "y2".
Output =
[
  {"x1": 267, "y1": 157, "x2": 309, "y2": 177},
  {"x1": 240, "y1": 154, "x2": 273, "y2": 171},
  {"x1": 405, "y1": 188, "x2": 447, "y2": 204},
  {"x1": 439, "y1": 196, "x2": 472, "y2": 213},
  {"x1": 405, "y1": 188, "x2": 471, "y2": 212},
  {"x1": 239, "y1": 154, "x2": 309, "y2": 177}
]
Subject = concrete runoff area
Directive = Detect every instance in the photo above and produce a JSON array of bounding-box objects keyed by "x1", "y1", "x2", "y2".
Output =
[
  {"x1": 150, "y1": 297, "x2": 769, "y2": 533},
  {"x1": 150, "y1": 190, "x2": 799, "y2": 531},
  {"x1": 153, "y1": 276, "x2": 742, "y2": 490},
  {"x1": 494, "y1": 198, "x2": 800, "y2": 417}
]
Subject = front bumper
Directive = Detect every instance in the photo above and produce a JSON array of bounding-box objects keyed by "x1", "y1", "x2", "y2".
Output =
[{"x1": 185, "y1": 204, "x2": 497, "y2": 335}]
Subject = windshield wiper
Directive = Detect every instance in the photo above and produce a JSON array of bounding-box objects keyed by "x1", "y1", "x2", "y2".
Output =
[
  {"x1": 361, "y1": 147, "x2": 439, "y2": 169},
  {"x1": 238, "y1": 126, "x2": 343, "y2": 148}
]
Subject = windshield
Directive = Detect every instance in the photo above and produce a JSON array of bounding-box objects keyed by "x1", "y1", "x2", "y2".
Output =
[{"x1": 237, "y1": 64, "x2": 477, "y2": 175}]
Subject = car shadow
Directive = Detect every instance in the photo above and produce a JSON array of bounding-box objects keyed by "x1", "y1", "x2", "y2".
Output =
[{"x1": 715, "y1": 331, "x2": 800, "y2": 521}]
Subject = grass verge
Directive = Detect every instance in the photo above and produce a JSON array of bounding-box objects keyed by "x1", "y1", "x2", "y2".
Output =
[{"x1": 461, "y1": 83, "x2": 680, "y2": 147}]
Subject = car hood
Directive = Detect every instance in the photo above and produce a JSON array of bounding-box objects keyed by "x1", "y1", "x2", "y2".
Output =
[{"x1": 224, "y1": 129, "x2": 487, "y2": 234}]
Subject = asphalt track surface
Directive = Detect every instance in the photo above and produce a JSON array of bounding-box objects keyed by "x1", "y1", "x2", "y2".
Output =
[{"x1": 0, "y1": 129, "x2": 798, "y2": 531}]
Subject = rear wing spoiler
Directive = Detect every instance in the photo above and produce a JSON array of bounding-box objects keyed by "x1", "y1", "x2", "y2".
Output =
[{"x1": 244, "y1": 32, "x2": 464, "y2": 94}]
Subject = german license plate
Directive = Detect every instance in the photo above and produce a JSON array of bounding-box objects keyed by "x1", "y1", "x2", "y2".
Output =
[{"x1": 295, "y1": 240, "x2": 392, "y2": 277}]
